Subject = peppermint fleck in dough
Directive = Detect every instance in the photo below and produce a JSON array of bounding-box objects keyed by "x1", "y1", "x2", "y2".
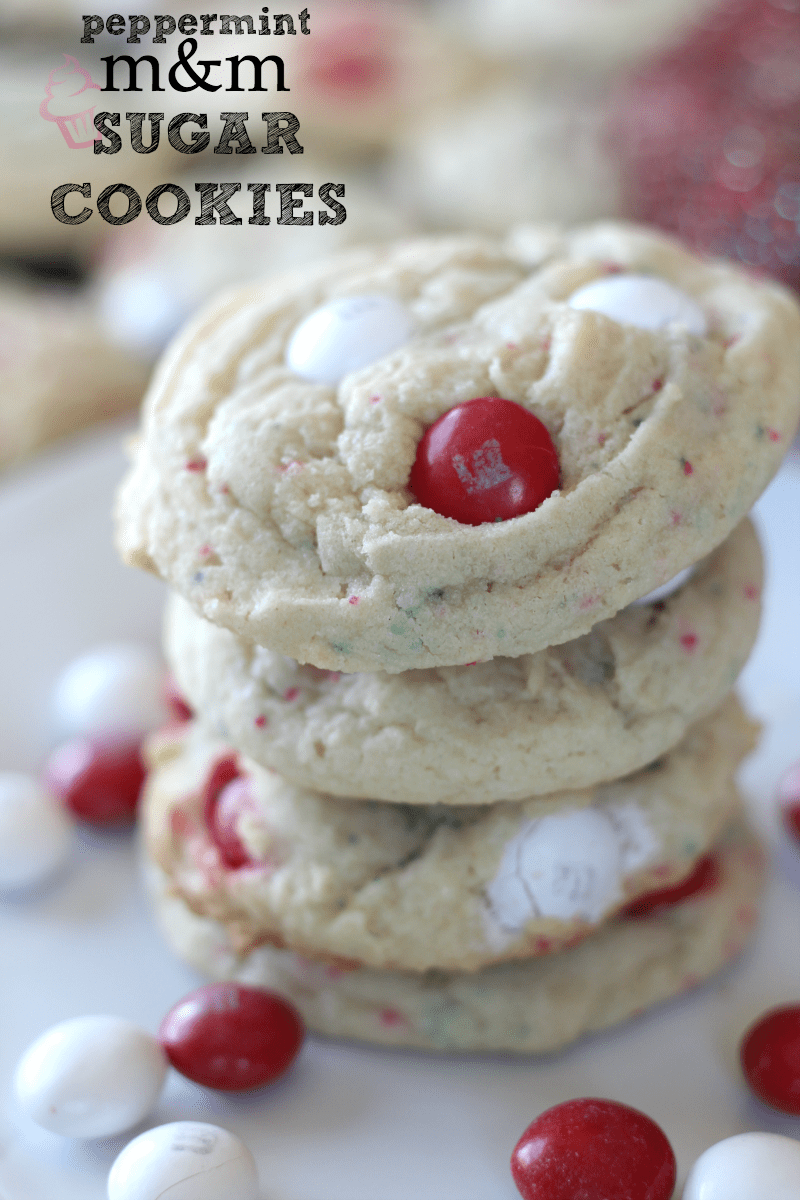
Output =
[{"x1": 116, "y1": 224, "x2": 800, "y2": 672}]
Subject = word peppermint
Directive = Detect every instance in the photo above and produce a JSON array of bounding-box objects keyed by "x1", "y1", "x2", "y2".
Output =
[{"x1": 81, "y1": 9, "x2": 311, "y2": 43}]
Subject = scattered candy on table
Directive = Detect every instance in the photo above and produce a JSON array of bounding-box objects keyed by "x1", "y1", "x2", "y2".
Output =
[
  {"x1": 13, "y1": 1015, "x2": 167, "y2": 1138},
  {"x1": 50, "y1": 643, "x2": 168, "y2": 740},
  {"x1": 410, "y1": 396, "x2": 560, "y2": 525},
  {"x1": 682, "y1": 1131, "x2": 800, "y2": 1200},
  {"x1": 286, "y1": 293, "x2": 414, "y2": 386},
  {"x1": 740, "y1": 1004, "x2": 800, "y2": 1115},
  {"x1": 510, "y1": 1097, "x2": 676, "y2": 1200},
  {"x1": 44, "y1": 736, "x2": 146, "y2": 823},
  {"x1": 567, "y1": 274, "x2": 708, "y2": 335},
  {"x1": 159, "y1": 982, "x2": 306, "y2": 1092},
  {"x1": 778, "y1": 761, "x2": 800, "y2": 843},
  {"x1": 107, "y1": 1121, "x2": 260, "y2": 1200},
  {"x1": 0, "y1": 772, "x2": 74, "y2": 890}
]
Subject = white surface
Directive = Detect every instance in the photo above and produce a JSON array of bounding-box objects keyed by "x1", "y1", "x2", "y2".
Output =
[
  {"x1": 107, "y1": 1122, "x2": 260, "y2": 1200},
  {"x1": 14, "y1": 1016, "x2": 167, "y2": 1139},
  {"x1": 0, "y1": 774, "x2": 74, "y2": 892},
  {"x1": 0, "y1": 423, "x2": 798, "y2": 1200},
  {"x1": 682, "y1": 1132, "x2": 800, "y2": 1200}
]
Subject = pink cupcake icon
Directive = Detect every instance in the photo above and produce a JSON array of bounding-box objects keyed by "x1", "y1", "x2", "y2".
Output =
[{"x1": 40, "y1": 55, "x2": 101, "y2": 149}]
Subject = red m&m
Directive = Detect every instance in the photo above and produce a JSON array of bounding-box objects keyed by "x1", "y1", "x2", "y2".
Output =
[
  {"x1": 740, "y1": 1004, "x2": 800, "y2": 1115},
  {"x1": 202, "y1": 756, "x2": 255, "y2": 870},
  {"x1": 410, "y1": 397, "x2": 559, "y2": 526},
  {"x1": 778, "y1": 761, "x2": 800, "y2": 844},
  {"x1": 511, "y1": 1097, "x2": 676, "y2": 1200},
  {"x1": 621, "y1": 853, "x2": 720, "y2": 919},
  {"x1": 44, "y1": 737, "x2": 146, "y2": 824},
  {"x1": 159, "y1": 982, "x2": 305, "y2": 1092}
]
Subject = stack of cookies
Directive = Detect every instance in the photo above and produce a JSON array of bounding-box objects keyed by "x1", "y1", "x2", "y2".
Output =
[{"x1": 116, "y1": 222, "x2": 800, "y2": 1053}]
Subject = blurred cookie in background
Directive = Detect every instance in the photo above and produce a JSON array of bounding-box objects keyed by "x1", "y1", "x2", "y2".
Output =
[
  {"x1": 0, "y1": 282, "x2": 149, "y2": 468},
  {"x1": 388, "y1": 77, "x2": 623, "y2": 233},
  {"x1": 94, "y1": 159, "x2": 415, "y2": 359},
  {"x1": 0, "y1": 37, "x2": 166, "y2": 263},
  {"x1": 429, "y1": 0, "x2": 722, "y2": 75},
  {"x1": 128, "y1": 0, "x2": 485, "y2": 165}
]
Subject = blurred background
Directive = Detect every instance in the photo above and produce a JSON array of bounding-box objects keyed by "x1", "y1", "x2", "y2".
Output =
[{"x1": 1, "y1": 0, "x2": 799, "y2": 466}]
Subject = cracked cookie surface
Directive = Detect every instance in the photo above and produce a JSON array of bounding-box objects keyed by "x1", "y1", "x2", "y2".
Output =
[
  {"x1": 147, "y1": 817, "x2": 764, "y2": 1053},
  {"x1": 164, "y1": 517, "x2": 762, "y2": 804},
  {"x1": 116, "y1": 223, "x2": 800, "y2": 671},
  {"x1": 144, "y1": 697, "x2": 754, "y2": 972}
]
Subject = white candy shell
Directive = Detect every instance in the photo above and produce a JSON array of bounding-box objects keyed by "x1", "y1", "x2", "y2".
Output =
[
  {"x1": 107, "y1": 1122, "x2": 260, "y2": 1200},
  {"x1": 568, "y1": 274, "x2": 708, "y2": 336},
  {"x1": 683, "y1": 1132, "x2": 800, "y2": 1200},
  {"x1": 629, "y1": 565, "x2": 696, "y2": 607},
  {"x1": 14, "y1": 1015, "x2": 167, "y2": 1138},
  {"x1": 51, "y1": 643, "x2": 168, "y2": 739},
  {"x1": 0, "y1": 773, "x2": 73, "y2": 890},
  {"x1": 286, "y1": 293, "x2": 414, "y2": 386}
]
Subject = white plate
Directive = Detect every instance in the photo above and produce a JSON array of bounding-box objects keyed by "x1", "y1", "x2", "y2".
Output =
[{"x1": 0, "y1": 423, "x2": 798, "y2": 1200}]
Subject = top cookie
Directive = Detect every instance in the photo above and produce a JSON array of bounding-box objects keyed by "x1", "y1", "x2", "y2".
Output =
[{"x1": 116, "y1": 223, "x2": 800, "y2": 673}]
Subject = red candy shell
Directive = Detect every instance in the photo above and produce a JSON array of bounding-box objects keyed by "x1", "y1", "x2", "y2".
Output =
[
  {"x1": 511, "y1": 1097, "x2": 676, "y2": 1200},
  {"x1": 410, "y1": 397, "x2": 559, "y2": 526}
]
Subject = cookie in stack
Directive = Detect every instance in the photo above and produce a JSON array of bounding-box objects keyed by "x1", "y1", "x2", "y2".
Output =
[{"x1": 116, "y1": 223, "x2": 800, "y2": 1052}]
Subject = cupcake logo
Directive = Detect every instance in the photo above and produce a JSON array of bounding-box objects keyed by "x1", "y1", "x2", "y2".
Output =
[{"x1": 40, "y1": 54, "x2": 101, "y2": 149}]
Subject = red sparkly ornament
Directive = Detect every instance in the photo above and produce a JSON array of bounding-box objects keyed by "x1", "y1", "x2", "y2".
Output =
[
  {"x1": 741, "y1": 1004, "x2": 800, "y2": 1115},
  {"x1": 621, "y1": 853, "x2": 720, "y2": 918},
  {"x1": 44, "y1": 736, "x2": 145, "y2": 823},
  {"x1": 511, "y1": 1097, "x2": 676, "y2": 1200},
  {"x1": 616, "y1": 0, "x2": 800, "y2": 293},
  {"x1": 410, "y1": 397, "x2": 559, "y2": 526},
  {"x1": 202, "y1": 756, "x2": 254, "y2": 870},
  {"x1": 778, "y1": 761, "x2": 800, "y2": 843},
  {"x1": 159, "y1": 981, "x2": 305, "y2": 1092}
]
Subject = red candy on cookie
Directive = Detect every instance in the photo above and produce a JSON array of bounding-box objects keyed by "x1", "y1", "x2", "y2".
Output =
[
  {"x1": 202, "y1": 756, "x2": 255, "y2": 870},
  {"x1": 410, "y1": 397, "x2": 559, "y2": 526},
  {"x1": 621, "y1": 853, "x2": 720, "y2": 919},
  {"x1": 44, "y1": 736, "x2": 145, "y2": 823},
  {"x1": 159, "y1": 982, "x2": 305, "y2": 1092},
  {"x1": 740, "y1": 1004, "x2": 800, "y2": 1115},
  {"x1": 511, "y1": 1097, "x2": 676, "y2": 1200}
]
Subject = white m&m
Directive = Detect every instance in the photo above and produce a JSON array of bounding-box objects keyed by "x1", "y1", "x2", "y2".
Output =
[
  {"x1": 286, "y1": 293, "x2": 414, "y2": 386},
  {"x1": 14, "y1": 1015, "x2": 167, "y2": 1138},
  {"x1": 683, "y1": 1132, "x2": 800, "y2": 1200},
  {"x1": 0, "y1": 773, "x2": 73, "y2": 890},
  {"x1": 629, "y1": 564, "x2": 696, "y2": 607},
  {"x1": 108, "y1": 1122, "x2": 260, "y2": 1200},
  {"x1": 51, "y1": 643, "x2": 168, "y2": 740},
  {"x1": 568, "y1": 274, "x2": 708, "y2": 336}
]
